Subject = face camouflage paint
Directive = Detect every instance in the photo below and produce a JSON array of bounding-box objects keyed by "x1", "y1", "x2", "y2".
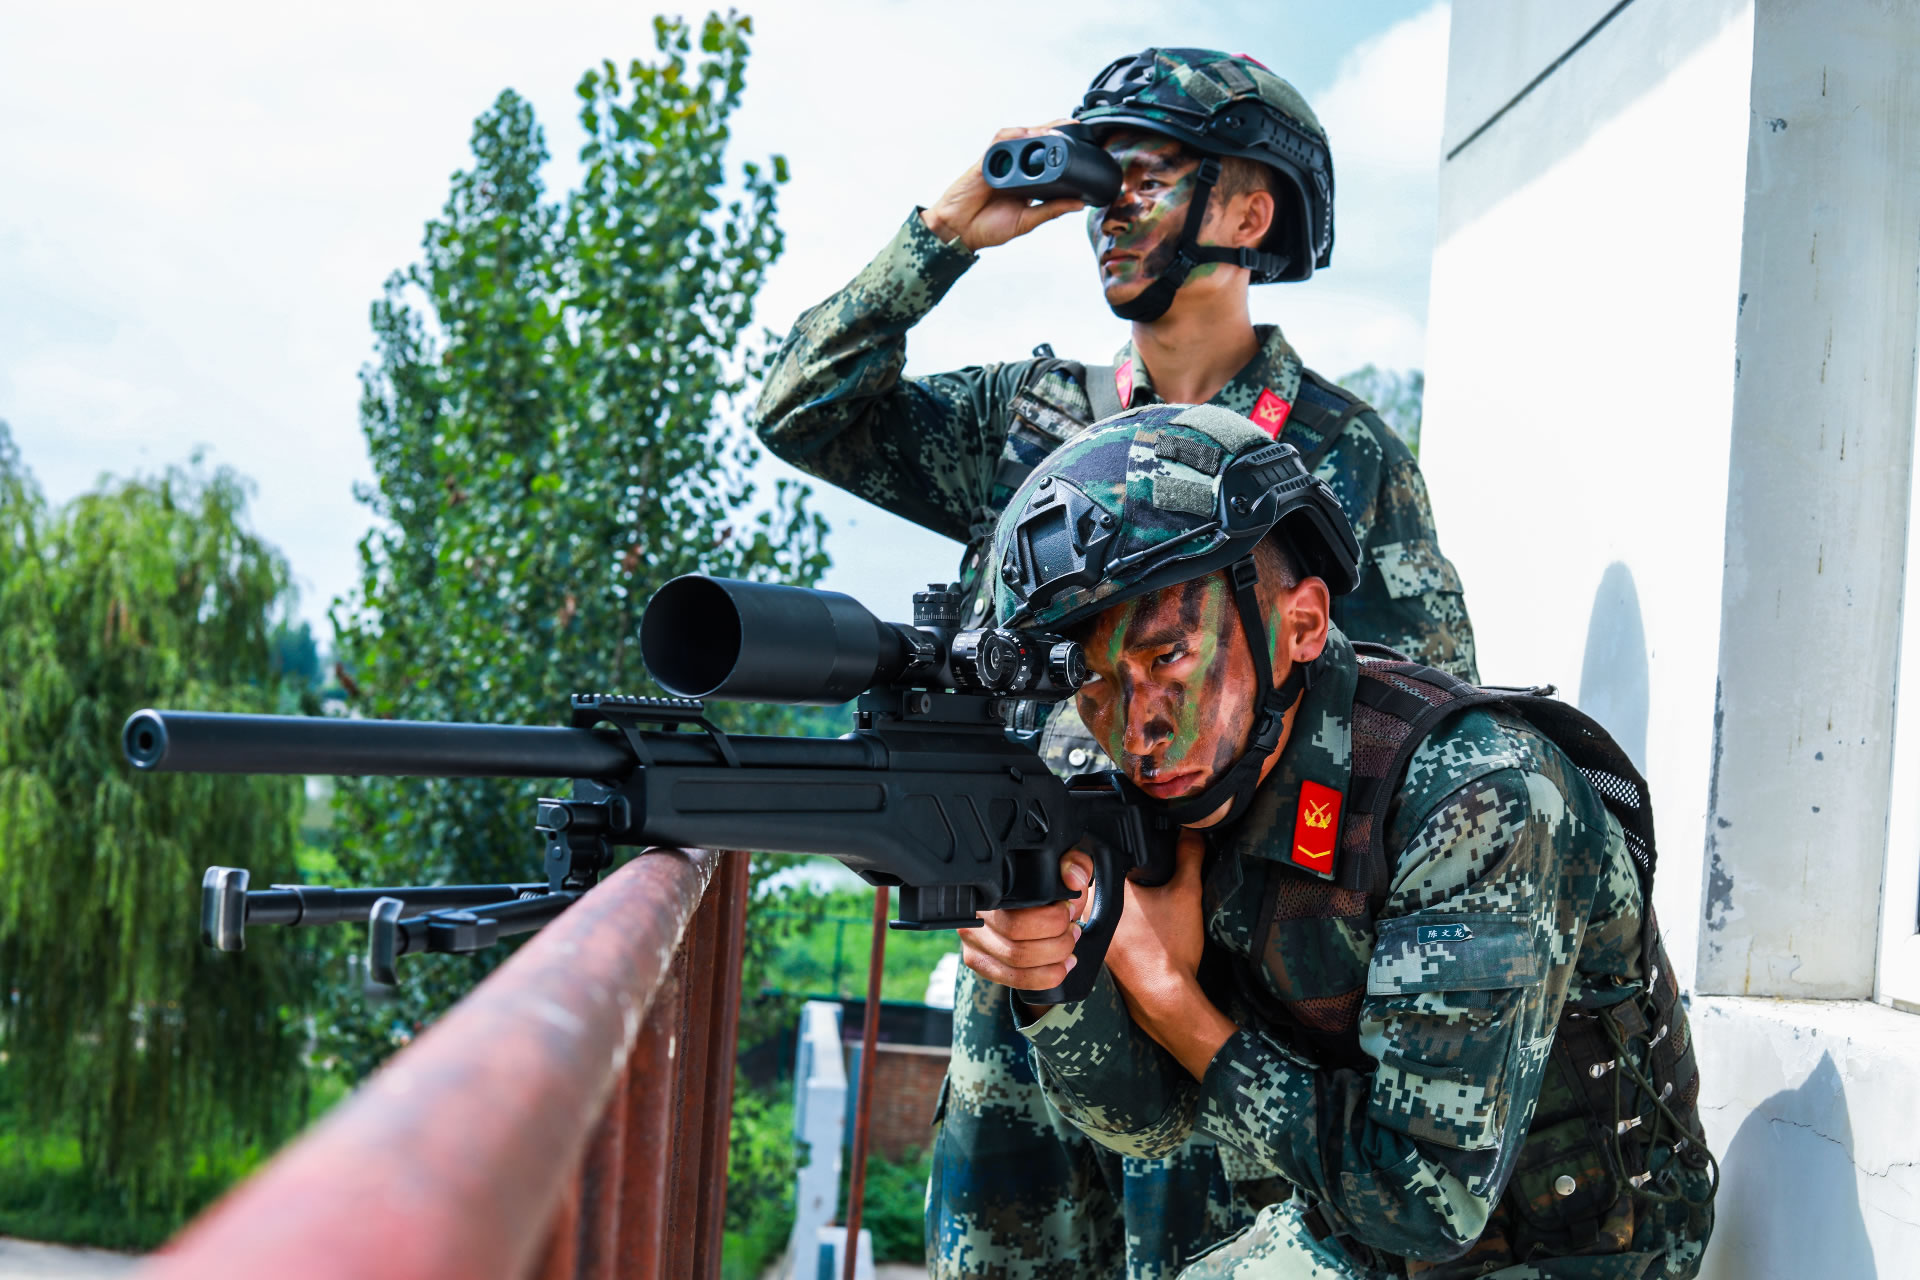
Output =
[
  {"x1": 1086, "y1": 132, "x2": 1222, "y2": 303},
  {"x1": 1074, "y1": 571, "x2": 1281, "y2": 802}
]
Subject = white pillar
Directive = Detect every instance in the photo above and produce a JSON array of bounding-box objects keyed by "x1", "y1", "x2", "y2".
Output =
[
  {"x1": 785, "y1": 1001, "x2": 848, "y2": 1279},
  {"x1": 1700, "y1": 0, "x2": 1920, "y2": 997}
]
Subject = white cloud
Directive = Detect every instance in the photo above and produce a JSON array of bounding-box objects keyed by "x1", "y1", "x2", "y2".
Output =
[
  {"x1": 1317, "y1": 3, "x2": 1453, "y2": 174},
  {"x1": 0, "y1": 0, "x2": 1447, "y2": 626},
  {"x1": 1262, "y1": 1, "x2": 1451, "y2": 379}
]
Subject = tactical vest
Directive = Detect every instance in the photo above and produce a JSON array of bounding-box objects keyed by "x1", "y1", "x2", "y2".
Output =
[{"x1": 1240, "y1": 647, "x2": 1715, "y2": 1266}]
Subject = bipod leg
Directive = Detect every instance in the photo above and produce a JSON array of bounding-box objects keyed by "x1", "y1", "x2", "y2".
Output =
[
  {"x1": 198, "y1": 866, "x2": 547, "y2": 952},
  {"x1": 365, "y1": 889, "x2": 583, "y2": 990}
]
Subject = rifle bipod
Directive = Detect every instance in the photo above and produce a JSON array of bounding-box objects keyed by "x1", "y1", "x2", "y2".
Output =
[
  {"x1": 201, "y1": 867, "x2": 581, "y2": 990},
  {"x1": 199, "y1": 786, "x2": 625, "y2": 991}
]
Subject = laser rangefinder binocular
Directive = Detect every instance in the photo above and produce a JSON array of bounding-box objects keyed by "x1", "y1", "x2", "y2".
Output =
[{"x1": 980, "y1": 123, "x2": 1120, "y2": 206}]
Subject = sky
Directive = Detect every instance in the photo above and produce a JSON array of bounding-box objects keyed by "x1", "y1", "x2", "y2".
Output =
[{"x1": 0, "y1": 0, "x2": 1450, "y2": 630}]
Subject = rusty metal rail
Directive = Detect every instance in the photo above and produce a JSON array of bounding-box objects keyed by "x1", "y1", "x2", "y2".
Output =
[{"x1": 139, "y1": 846, "x2": 752, "y2": 1280}]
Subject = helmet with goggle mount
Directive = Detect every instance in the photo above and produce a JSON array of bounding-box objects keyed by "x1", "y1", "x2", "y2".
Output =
[
  {"x1": 991, "y1": 402, "x2": 1359, "y2": 826},
  {"x1": 1076, "y1": 48, "x2": 1335, "y2": 321}
]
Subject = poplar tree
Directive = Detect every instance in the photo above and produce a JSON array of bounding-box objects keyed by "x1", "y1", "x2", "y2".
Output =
[
  {"x1": 325, "y1": 13, "x2": 826, "y2": 1066},
  {"x1": 0, "y1": 424, "x2": 309, "y2": 1208}
]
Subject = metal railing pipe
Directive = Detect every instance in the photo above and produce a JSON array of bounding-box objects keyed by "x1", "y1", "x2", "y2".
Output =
[{"x1": 137, "y1": 847, "x2": 725, "y2": 1280}]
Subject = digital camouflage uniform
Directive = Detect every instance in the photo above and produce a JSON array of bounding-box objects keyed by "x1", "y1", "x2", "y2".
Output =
[
  {"x1": 1014, "y1": 628, "x2": 1712, "y2": 1278},
  {"x1": 985, "y1": 406, "x2": 1711, "y2": 1277},
  {"x1": 751, "y1": 218, "x2": 1482, "y2": 1278}
]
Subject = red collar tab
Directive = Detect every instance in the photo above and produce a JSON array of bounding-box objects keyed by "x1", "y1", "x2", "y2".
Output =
[
  {"x1": 1251, "y1": 387, "x2": 1292, "y2": 437},
  {"x1": 1115, "y1": 358, "x2": 1135, "y2": 410},
  {"x1": 1289, "y1": 779, "x2": 1342, "y2": 880}
]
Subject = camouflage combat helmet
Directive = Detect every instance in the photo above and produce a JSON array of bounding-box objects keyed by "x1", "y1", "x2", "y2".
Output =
[
  {"x1": 993, "y1": 402, "x2": 1359, "y2": 824},
  {"x1": 1075, "y1": 48, "x2": 1336, "y2": 314}
]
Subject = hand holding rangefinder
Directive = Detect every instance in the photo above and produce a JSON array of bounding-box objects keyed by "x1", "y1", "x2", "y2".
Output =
[{"x1": 980, "y1": 122, "x2": 1120, "y2": 206}]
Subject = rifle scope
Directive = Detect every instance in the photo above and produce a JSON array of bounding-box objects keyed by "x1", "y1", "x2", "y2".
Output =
[
  {"x1": 641, "y1": 577, "x2": 914, "y2": 705},
  {"x1": 639, "y1": 576, "x2": 1088, "y2": 704}
]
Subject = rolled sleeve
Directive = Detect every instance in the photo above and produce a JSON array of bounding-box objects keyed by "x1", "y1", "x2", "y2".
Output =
[
  {"x1": 750, "y1": 210, "x2": 1029, "y2": 543},
  {"x1": 1015, "y1": 970, "x2": 1199, "y2": 1159}
]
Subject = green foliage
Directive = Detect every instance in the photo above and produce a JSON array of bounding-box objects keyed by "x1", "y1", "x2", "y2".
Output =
[
  {"x1": 719, "y1": 1075, "x2": 797, "y2": 1279},
  {"x1": 839, "y1": 1146, "x2": 933, "y2": 1264},
  {"x1": 1339, "y1": 364, "x2": 1425, "y2": 455},
  {"x1": 0, "y1": 422, "x2": 312, "y2": 1211},
  {"x1": 270, "y1": 620, "x2": 322, "y2": 686},
  {"x1": 759, "y1": 875, "x2": 959, "y2": 1003},
  {"x1": 324, "y1": 12, "x2": 826, "y2": 1069}
]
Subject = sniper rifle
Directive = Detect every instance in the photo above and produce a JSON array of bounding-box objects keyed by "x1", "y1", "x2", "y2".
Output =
[{"x1": 122, "y1": 576, "x2": 1176, "y2": 1004}]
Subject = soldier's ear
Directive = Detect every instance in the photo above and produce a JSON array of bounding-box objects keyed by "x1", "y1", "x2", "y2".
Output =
[
  {"x1": 1230, "y1": 188, "x2": 1276, "y2": 250},
  {"x1": 1279, "y1": 576, "x2": 1330, "y2": 672}
]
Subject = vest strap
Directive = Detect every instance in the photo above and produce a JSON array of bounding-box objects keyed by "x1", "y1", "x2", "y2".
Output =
[
  {"x1": 1084, "y1": 362, "x2": 1126, "y2": 422},
  {"x1": 1284, "y1": 369, "x2": 1375, "y2": 475}
]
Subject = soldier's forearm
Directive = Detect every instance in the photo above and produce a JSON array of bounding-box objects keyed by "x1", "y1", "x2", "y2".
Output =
[
  {"x1": 1196, "y1": 1028, "x2": 1492, "y2": 1261},
  {"x1": 754, "y1": 210, "x2": 976, "y2": 452},
  {"x1": 1120, "y1": 973, "x2": 1237, "y2": 1080},
  {"x1": 1015, "y1": 973, "x2": 1201, "y2": 1158}
]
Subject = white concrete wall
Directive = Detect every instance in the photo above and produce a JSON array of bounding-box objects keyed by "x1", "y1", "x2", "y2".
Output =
[
  {"x1": 1699, "y1": 0, "x2": 1920, "y2": 1000},
  {"x1": 1692, "y1": 997, "x2": 1920, "y2": 1279},
  {"x1": 1423, "y1": 0, "x2": 1757, "y2": 988},
  {"x1": 1428, "y1": 1, "x2": 1920, "y2": 1271}
]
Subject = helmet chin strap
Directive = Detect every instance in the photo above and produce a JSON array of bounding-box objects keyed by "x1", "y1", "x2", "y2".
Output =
[
  {"x1": 1158, "y1": 555, "x2": 1313, "y2": 828},
  {"x1": 1107, "y1": 157, "x2": 1292, "y2": 325}
]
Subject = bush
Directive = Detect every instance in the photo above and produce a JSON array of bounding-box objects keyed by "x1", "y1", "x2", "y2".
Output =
[
  {"x1": 721, "y1": 1077, "x2": 799, "y2": 1280},
  {"x1": 839, "y1": 1146, "x2": 932, "y2": 1265}
]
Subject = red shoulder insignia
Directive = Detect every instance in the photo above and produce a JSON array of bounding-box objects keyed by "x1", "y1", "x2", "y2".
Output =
[
  {"x1": 1289, "y1": 779, "x2": 1342, "y2": 879},
  {"x1": 1251, "y1": 387, "x2": 1292, "y2": 437}
]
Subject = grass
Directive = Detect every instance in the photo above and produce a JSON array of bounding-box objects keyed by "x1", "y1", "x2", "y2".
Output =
[
  {"x1": 720, "y1": 1081, "x2": 799, "y2": 1280},
  {"x1": 758, "y1": 874, "x2": 960, "y2": 1005},
  {"x1": 0, "y1": 1056, "x2": 355, "y2": 1254},
  {"x1": 0, "y1": 1117, "x2": 260, "y2": 1252}
]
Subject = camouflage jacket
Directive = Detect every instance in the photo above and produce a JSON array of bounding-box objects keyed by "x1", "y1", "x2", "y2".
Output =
[
  {"x1": 752, "y1": 211, "x2": 1477, "y2": 680},
  {"x1": 1014, "y1": 630, "x2": 1704, "y2": 1274}
]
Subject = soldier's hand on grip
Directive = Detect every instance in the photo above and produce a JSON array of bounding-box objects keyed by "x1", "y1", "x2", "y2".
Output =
[{"x1": 959, "y1": 849, "x2": 1096, "y2": 993}]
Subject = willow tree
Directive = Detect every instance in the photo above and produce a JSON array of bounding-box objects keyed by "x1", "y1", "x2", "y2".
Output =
[
  {"x1": 325, "y1": 13, "x2": 826, "y2": 1069},
  {"x1": 0, "y1": 423, "x2": 310, "y2": 1208}
]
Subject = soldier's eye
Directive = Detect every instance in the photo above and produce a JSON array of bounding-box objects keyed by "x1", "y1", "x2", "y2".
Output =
[{"x1": 1152, "y1": 646, "x2": 1186, "y2": 667}]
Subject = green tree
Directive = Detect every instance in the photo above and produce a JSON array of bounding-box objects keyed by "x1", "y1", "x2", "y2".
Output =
[
  {"x1": 1339, "y1": 364, "x2": 1425, "y2": 455},
  {"x1": 0, "y1": 423, "x2": 310, "y2": 1210},
  {"x1": 325, "y1": 13, "x2": 827, "y2": 1069},
  {"x1": 270, "y1": 620, "x2": 321, "y2": 687}
]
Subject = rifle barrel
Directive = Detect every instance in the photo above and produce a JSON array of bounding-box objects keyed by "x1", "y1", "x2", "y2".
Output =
[
  {"x1": 123, "y1": 709, "x2": 886, "y2": 778},
  {"x1": 125, "y1": 710, "x2": 636, "y2": 778}
]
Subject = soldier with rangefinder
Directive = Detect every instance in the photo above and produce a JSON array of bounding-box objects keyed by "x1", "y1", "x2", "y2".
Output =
[{"x1": 752, "y1": 47, "x2": 1479, "y2": 1273}]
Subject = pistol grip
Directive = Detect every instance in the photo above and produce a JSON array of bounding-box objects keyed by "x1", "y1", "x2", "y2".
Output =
[{"x1": 1024, "y1": 835, "x2": 1124, "y2": 1006}]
